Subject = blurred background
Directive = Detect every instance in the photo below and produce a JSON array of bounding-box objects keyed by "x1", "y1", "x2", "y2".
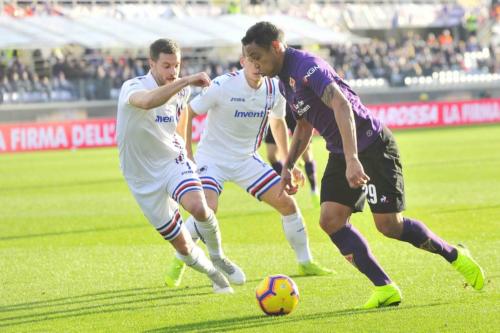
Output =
[{"x1": 0, "y1": 0, "x2": 499, "y2": 151}]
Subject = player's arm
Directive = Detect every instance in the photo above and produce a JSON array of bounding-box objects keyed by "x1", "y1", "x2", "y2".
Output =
[
  {"x1": 269, "y1": 117, "x2": 288, "y2": 160},
  {"x1": 321, "y1": 82, "x2": 369, "y2": 188},
  {"x1": 285, "y1": 119, "x2": 313, "y2": 170},
  {"x1": 280, "y1": 119, "x2": 313, "y2": 195},
  {"x1": 129, "y1": 72, "x2": 210, "y2": 110}
]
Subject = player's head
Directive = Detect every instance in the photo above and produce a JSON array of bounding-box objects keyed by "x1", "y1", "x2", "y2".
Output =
[
  {"x1": 240, "y1": 49, "x2": 262, "y2": 81},
  {"x1": 149, "y1": 38, "x2": 181, "y2": 86},
  {"x1": 241, "y1": 22, "x2": 286, "y2": 77}
]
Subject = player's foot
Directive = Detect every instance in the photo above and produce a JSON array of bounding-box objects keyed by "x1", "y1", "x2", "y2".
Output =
[
  {"x1": 208, "y1": 270, "x2": 234, "y2": 294},
  {"x1": 211, "y1": 256, "x2": 246, "y2": 285},
  {"x1": 298, "y1": 261, "x2": 334, "y2": 276},
  {"x1": 310, "y1": 190, "x2": 320, "y2": 207},
  {"x1": 359, "y1": 283, "x2": 402, "y2": 309},
  {"x1": 165, "y1": 257, "x2": 186, "y2": 288},
  {"x1": 452, "y1": 244, "x2": 485, "y2": 290}
]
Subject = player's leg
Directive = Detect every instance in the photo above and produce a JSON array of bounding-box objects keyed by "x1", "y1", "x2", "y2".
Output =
[
  {"x1": 367, "y1": 126, "x2": 484, "y2": 290},
  {"x1": 372, "y1": 212, "x2": 484, "y2": 290},
  {"x1": 166, "y1": 188, "x2": 219, "y2": 288},
  {"x1": 129, "y1": 184, "x2": 232, "y2": 293},
  {"x1": 169, "y1": 160, "x2": 244, "y2": 286},
  {"x1": 259, "y1": 182, "x2": 333, "y2": 276},
  {"x1": 264, "y1": 129, "x2": 283, "y2": 174},
  {"x1": 184, "y1": 188, "x2": 219, "y2": 242},
  {"x1": 167, "y1": 223, "x2": 233, "y2": 294},
  {"x1": 239, "y1": 155, "x2": 331, "y2": 275},
  {"x1": 320, "y1": 153, "x2": 401, "y2": 309}
]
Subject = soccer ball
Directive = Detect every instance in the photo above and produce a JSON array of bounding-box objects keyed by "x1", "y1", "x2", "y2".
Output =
[{"x1": 255, "y1": 274, "x2": 299, "y2": 316}]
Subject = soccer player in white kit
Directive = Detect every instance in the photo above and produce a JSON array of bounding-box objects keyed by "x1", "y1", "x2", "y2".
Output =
[
  {"x1": 164, "y1": 55, "x2": 332, "y2": 287},
  {"x1": 116, "y1": 38, "x2": 243, "y2": 293}
]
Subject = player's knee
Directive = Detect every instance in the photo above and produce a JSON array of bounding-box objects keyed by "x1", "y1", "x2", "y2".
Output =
[
  {"x1": 271, "y1": 195, "x2": 297, "y2": 215},
  {"x1": 319, "y1": 211, "x2": 347, "y2": 235},
  {"x1": 186, "y1": 201, "x2": 210, "y2": 221},
  {"x1": 374, "y1": 216, "x2": 402, "y2": 239},
  {"x1": 175, "y1": 242, "x2": 191, "y2": 256}
]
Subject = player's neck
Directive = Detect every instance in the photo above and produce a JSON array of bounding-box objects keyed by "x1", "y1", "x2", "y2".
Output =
[
  {"x1": 150, "y1": 71, "x2": 163, "y2": 86},
  {"x1": 245, "y1": 75, "x2": 263, "y2": 90}
]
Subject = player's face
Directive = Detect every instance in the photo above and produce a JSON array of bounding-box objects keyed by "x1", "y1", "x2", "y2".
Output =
[
  {"x1": 150, "y1": 52, "x2": 181, "y2": 86},
  {"x1": 244, "y1": 42, "x2": 281, "y2": 77},
  {"x1": 241, "y1": 56, "x2": 262, "y2": 80}
]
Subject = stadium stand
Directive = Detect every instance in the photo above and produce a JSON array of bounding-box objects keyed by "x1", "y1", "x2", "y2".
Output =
[{"x1": 0, "y1": 0, "x2": 498, "y2": 104}]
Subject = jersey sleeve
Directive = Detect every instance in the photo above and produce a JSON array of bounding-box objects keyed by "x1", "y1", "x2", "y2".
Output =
[
  {"x1": 299, "y1": 59, "x2": 336, "y2": 100},
  {"x1": 121, "y1": 79, "x2": 147, "y2": 106},
  {"x1": 269, "y1": 91, "x2": 286, "y2": 119},
  {"x1": 189, "y1": 80, "x2": 220, "y2": 115}
]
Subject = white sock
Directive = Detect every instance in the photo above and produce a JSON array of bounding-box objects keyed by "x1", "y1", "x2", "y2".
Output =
[
  {"x1": 194, "y1": 213, "x2": 225, "y2": 259},
  {"x1": 176, "y1": 245, "x2": 216, "y2": 275},
  {"x1": 184, "y1": 215, "x2": 200, "y2": 242},
  {"x1": 282, "y1": 212, "x2": 312, "y2": 263}
]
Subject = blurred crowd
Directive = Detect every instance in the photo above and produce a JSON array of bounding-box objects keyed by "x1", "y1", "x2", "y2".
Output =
[
  {"x1": 0, "y1": 49, "x2": 238, "y2": 104},
  {"x1": 1, "y1": 28, "x2": 498, "y2": 104},
  {"x1": 330, "y1": 31, "x2": 498, "y2": 86}
]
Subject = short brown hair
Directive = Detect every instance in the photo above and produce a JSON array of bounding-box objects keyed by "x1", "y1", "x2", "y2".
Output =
[{"x1": 150, "y1": 39, "x2": 180, "y2": 61}]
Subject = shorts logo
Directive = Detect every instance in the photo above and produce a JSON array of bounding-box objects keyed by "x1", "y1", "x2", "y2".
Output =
[
  {"x1": 198, "y1": 165, "x2": 208, "y2": 174},
  {"x1": 380, "y1": 195, "x2": 388, "y2": 203},
  {"x1": 366, "y1": 129, "x2": 373, "y2": 137}
]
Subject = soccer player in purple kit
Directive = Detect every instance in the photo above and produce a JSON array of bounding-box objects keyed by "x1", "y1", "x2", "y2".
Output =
[{"x1": 242, "y1": 22, "x2": 485, "y2": 309}]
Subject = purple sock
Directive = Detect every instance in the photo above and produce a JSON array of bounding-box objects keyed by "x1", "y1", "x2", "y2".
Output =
[
  {"x1": 400, "y1": 217, "x2": 457, "y2": 263},
  {"x1": 271, "y1": 161, "x2": 283, "y2": 175},
  {"x1": 330, "y1": 223, "x2": 392, "y2": 286},
  {"x1": 304, "y1": 161, "x2": 317, "y2": 192}
]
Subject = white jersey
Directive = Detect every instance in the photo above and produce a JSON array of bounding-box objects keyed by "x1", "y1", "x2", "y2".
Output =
[
  {"x1": 190, "y1": 70, "x2": 285, "y2": 161},
  {"x1": 116, "y1": 72, "x2": 190, "y2": 183}
]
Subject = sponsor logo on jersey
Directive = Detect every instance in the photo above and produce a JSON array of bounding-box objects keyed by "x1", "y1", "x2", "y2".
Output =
[
  {"x1": 293, "y1": 100, "x2": 311, "y2": 116},
  {"x1": 155, "y1": 115, "x2": 174, "y2": 123},
  {"x1": 302, "y1": 65, "x2": 320, "y2": 84},
  {"x1": 230, "y1": 97, "x2": 246, "y2": 102},
  {"x1": 234, "y1": 110, "x2": 266, "y2": 118}
]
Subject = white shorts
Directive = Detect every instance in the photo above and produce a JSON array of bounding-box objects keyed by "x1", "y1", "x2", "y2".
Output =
[
  {"x1": 195, "y1": 152, "x2": 280, "y2": 201},
  {"x1": 127, "y1": 158, "x2": 202, "y2": 241}
]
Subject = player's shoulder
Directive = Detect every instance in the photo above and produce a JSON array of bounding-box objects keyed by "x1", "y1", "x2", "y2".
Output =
[
  {"x1": 212, "y1": 70, "x2": 242, "y2": 87},
  {"x1": 121, "y1": 75, "x2": 148, "y2": 90}
]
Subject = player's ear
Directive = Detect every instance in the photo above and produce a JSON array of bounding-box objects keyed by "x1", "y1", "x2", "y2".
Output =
[{"x1": 271, "y1": 40, "x2": 280, "y2": 52}]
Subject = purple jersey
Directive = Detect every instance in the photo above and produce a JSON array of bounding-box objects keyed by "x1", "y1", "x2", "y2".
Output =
[{"x1": 278, "y1": 48, "x2": 382, "y2": 154}]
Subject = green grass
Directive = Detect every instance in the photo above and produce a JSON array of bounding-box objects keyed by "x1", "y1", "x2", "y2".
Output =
[{"x1": 1, "y1": 125, "x2": 499, "y2": 332}]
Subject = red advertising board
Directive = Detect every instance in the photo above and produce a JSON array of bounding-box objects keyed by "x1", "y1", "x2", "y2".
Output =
[
  {"x1": 368, "y1": 98, "x2": 500, "y2": 129},
  {"x1": 1, "y1": 98, "x2": 499, "y2": 153},
  {"x1": 0, "y1": 118, "x2": 116, "y2": 153}
]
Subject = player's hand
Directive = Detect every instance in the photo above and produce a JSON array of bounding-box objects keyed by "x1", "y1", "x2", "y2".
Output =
[
  {"x1": 291, "y1": 167, "x2": 305, "y2": 188},
  {"x1": 345, "y1": 157, "x2": 370, "y2": 189},
  {"x1": 279, "y1": 168, "x2": 299, "y2": 196},
  {"x1": 187, "y1": 72, "x2": 211, "y2": 87}
]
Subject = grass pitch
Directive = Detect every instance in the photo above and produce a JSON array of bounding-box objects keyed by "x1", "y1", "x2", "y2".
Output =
[{"x1": 1, "y1": 125, "x2": 499, "y2": 332}]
